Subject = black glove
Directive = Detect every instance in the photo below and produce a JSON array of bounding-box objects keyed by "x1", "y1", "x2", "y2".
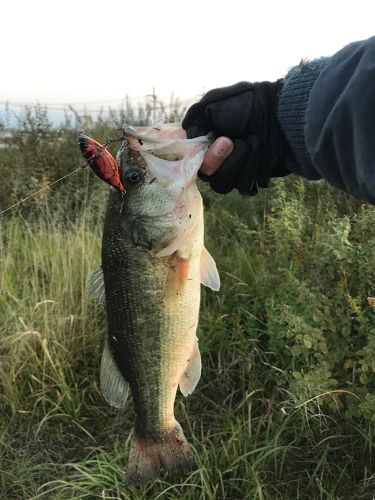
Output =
[{"x1": 182, "y1": 81, "x2": 290, "y2": 196}]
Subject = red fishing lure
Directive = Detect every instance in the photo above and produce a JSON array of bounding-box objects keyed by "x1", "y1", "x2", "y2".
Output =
[{"x1": 78, "y1": 134, "x2": 125, "y2": 192}]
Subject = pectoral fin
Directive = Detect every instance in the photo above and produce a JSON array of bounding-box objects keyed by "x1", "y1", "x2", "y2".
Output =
[
  {"x1": 200, "y1": 247, "x2": 220, "y2": 291},
  {"x1": 100, "y1": 341, "x2": 129, "y2": 408},
  {"x1": 86, "y1": 265, "x2": 106, "y2": 304},
  {"x1": 179, "y1": 339, "x2": 202, "y2": 397}
]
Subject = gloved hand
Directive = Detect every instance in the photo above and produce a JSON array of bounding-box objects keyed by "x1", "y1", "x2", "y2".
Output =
[{"x1": 182, "y1": 81, "x2": 290, "y2": 195}]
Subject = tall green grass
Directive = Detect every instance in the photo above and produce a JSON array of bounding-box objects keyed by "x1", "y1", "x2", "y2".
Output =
[
  {"x1": 1, "y1": 174, "x2": 375, "y2": 499},
  {"x1": 1, "y1": 104, "x2": 375, "y2": 498}
]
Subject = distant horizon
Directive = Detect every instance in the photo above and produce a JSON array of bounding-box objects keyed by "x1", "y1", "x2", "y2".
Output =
[
  {"x1": 2, "y1": 0, "x2": 375, "y2": 128},
  {"x1": 2, "y1": 0, "x2": 375, "y2": 111},
  {"x1": 0, "y1": 91, "x2": 195, "y2": 127},
  {"x1": 0, "y1": 88, "x2": 202, "y2": 106}
]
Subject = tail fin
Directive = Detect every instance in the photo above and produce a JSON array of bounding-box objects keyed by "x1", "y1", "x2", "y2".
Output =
[{"x1": 126, "y1": 421, "x2": 196, "y2": 486}]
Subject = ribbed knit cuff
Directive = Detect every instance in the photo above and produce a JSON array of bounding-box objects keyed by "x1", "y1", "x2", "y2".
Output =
[{"x1": 277, "y1": 57, "x2": 329, "y2": 176}]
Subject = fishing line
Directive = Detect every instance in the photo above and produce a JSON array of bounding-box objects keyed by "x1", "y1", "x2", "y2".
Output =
[
  {"x1": 0, "y1": 133, "x2": 125, "y2": 217},
  {"x1": 0, "y1": 165, "x2": 85, "y2": 216}
]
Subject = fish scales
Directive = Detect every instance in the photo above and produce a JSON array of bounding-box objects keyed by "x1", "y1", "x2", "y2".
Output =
[
  {"x1": 103, "y1": 190, "x2": 202, "y2": 437},
  {"x1": 82, "y1": 124, "x2": 220, "y2": 486}
]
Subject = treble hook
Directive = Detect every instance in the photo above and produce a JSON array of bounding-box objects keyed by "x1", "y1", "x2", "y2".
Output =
[
  {"x1": 118, "y1": 190, "x2": 126, "y2": 214},
  {"x1": 103, "y1": 136, "x2": 125, "y2": 149}
]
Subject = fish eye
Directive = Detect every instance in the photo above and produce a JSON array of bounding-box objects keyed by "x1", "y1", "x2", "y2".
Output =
[{"x1": 125, "y1": 168, "x2": 143, "y2": 186}]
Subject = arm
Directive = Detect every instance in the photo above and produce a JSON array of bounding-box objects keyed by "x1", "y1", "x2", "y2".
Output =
[{"x1": 183, "y1": 36, "x2": 375, "y2": 204}]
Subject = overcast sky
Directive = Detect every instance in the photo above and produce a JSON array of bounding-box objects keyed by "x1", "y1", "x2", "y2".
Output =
[{"x1": 1, "y1": 0, "x2": 375, "y2": 106}]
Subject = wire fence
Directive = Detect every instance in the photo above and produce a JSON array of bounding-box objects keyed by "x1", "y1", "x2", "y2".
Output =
[{"x1": 0, "y1": 91, "x2": 201, "y2": 127}]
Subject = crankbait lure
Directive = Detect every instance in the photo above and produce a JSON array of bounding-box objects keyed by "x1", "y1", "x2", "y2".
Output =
[{"x1": 78, "y1": 134, "x2": 125, "y2": 192}]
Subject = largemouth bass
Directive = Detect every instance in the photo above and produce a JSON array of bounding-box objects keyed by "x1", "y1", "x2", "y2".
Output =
[{"x1": 83, "y1": 124, "x2": 220, "y2": 486}]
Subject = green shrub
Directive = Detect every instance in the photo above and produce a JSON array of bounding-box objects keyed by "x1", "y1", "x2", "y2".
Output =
[{"x1": 1, "y1": 107, "x2": 375, "y2": 498}]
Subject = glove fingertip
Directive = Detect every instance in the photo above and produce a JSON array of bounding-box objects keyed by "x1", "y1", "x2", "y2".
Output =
[
  {"x1": 197, "y1": 171, "x2": 211, "y2": 182},
  {"x1": 184, "y1": 124, "x2": 210, "y2": 139}
]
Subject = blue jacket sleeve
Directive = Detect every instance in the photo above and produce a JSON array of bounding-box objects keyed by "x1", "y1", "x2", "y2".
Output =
[{"x1": 277, "y1": 36, "x2": 375, "y2": 204}]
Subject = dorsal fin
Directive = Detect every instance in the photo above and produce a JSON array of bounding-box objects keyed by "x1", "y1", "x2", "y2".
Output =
[
  {"x1": 86, "y1": 265, "x2": 106, "y2": 304},
  {"x1": 100, "y1": 341, "x2": 129, "y2": 408}
]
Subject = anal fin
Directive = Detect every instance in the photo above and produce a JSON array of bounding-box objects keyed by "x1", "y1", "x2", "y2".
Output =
[
  {"x1": 100, "y1": 341, "x2": 129, "y2": 408},
  {"x1": 179, "y1": 339, "x2": 202, "y2": 397}
]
